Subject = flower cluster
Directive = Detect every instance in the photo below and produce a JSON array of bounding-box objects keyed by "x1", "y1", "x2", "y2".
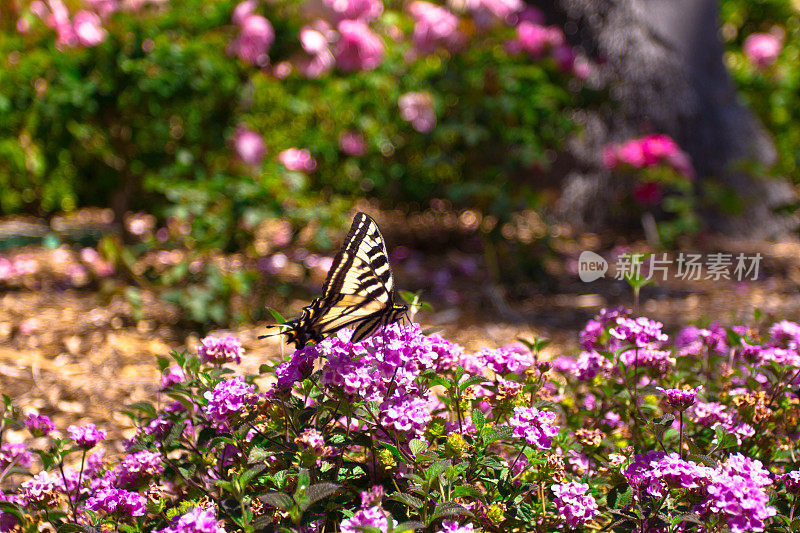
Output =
[
  {"x1": 657, "y1": 386, "x2": 700, "y2": 411},
  {"x1": 28, "y1": 0, "x2": 107, "y2": 48},
  {"x1": 509, "y1": 406, "x2": 559, "y2": 449},
  {"x1": 230, "y1": 3, "x2": 274, "y2": 66},
  {"x1": 399, "y1": 92, "x2": 437, "y2": 133},
  {"x1": 341, "y1": 506, "x2": 395, "y2": 533},
  {"x1": 743, "y1": 32, "x2": 782, "y2": 69},
  {"x1": 24, "y1": 414, "x2": 55, "y2": 437},
  {"x1": 112, "y1": 451, "x2": 165, "y2": 488},
  {"x1": 551, "y1": 481, "x2": 598, "y2": 528},
  {"x1": 197, "y1": 335, "x2": 244, "y2": 365},
  {"x1": 474, "y1": 345, "x2": 534, "y2": 375},
  {"x1": 85, "y1": 487, "x2": 146, "y2": 517},
  {"x1": 278, "y1": 148, "x2": 317, "y2": 173},
  {"x1": 408, "y1": 2, "x2": 463, "y2": 54},
  {"x1": 0, "y1": 443, "x2": 32, "y2": 470},
  {"x1": 67, "y1": 423, "x2": 107, "y2": 449},
  {"x1": 156, "y1": 506, "x2": 225, "y2": 533},
  {"x1": 603, "y1": 134, "x2": 695, "y2": 179},
  {"x1": 232, "y1": 125, "x2": 267, "y2": 167},
  {"x1": 203, "y1": 377, "x2": 257, "y2": 427}
]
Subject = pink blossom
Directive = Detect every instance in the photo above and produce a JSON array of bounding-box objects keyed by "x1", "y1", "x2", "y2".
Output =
[
  {"x1": 743, "y1": 32, "x2": 782, "y2": 69},
  {"x1": 278, "y1": 148, "x2": 317, "y2": 172},
  {"x1": 232, "y1": 125, "x2": 267, "y2": 166},
  {"x1": 45, "y1": 0, "x2": 76, "y2": 47},
  {"x1": 73, "y1": 11, "x2": 106, "y2": 47},
  {"x1": 616, "y1": 140, "x2": 647, "y2": 168},
  {"x1": 466, "y1": 0, "x2": 523, "y2": 26},
  {"x1": 339, "y1": 130, "x2": 367, "y2": 156},
  {"x1": 86, "y1": 0, "x2": 117, "y2": 19},
  {"x1": 639, "y1": 134, "x2": 679, "y2": 165},
  {"x1": 296, "y1": 21, "x2": 336, "y2": 78},
  {"x1": 407, "y1": 2, "x2": 463, "y2": 54},
  {"x1": 323, "y1": 0, "x2": 383, "y2": 22},
  {"x1": 232, "y1": 0, "x2": 257, "y2": 25},
  {"x1": 232, "y1": 14, "x2": 274, "y2": 66},
  {"x1": 335, "y1": 20, "x2": 385, "y2": 72},
  {"x1": 508, "y1": 22, "x2": 563, "y2": 58},
  {"x1": 398, "y1": 91, "x2": 436, "y2": 133}
]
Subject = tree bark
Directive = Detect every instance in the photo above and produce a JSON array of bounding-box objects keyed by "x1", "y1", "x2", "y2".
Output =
[{"x1": 547, "y1": 0, "x2": 796, "y2": 237}]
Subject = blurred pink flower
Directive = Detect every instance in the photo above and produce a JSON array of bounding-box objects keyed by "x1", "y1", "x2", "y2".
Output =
[
  {"x1": 323, "y1": 0, "x2": 383, "y2": 22},
  {"x1": 571, "y1": 56, "x2": 592, "y2": 79},
  {"x1": 743, "y1": 32, "x2": 782, "y2": 69},
  {"x1": 466, "y1": 0, "x2": 522, "y2": 26},
  {"x1": 601, "y1": 146, "x2": 617, "y2": 169},
  {"x1": 508, "y1": 22, "x2": 563, "y2": 58},
  {"x1": 408, "y1": 1, "x2": 462, "y2": 54},
  {"x1": 232, "y1": 14, "x2": 274, "y2": 66},
  {"x1": 86, "y1": 0, "x2": 117, "y2": 19},
  {"x1": 73, "y1": 11, "x2": 106, "y2": 47},
  {"x1": 297, "y1": 25, "x2": 336, "y2": 78},
  {"x1": 639, "y1": 134, "x2": 679, "y2": 165},
  {"x1": 273, "y1": 61, "x2": 293, "y2": 79},
  {"x1": 616, "y1": 140, "x2": 647, "y2": 168},
  {"x1": 335, "y1": 20, "x2": 385, "y2": 71},
  {"x1": 278, "y1": 148, "x2": 317, "y2": 172},
  {"x1": 17, "y1": 18, "x2": 31, "y2": 34},
  {"x1": 632, "y1": 182, "x2": 662, "y2": 206},
  {"x1": 45, "y1": 0, "x2": 76, "y2": 47},
  {"x1": 399, "y1": 91, "x2": 436, "y2": 133},
  {"x1": 517, "y1": 6, "x2": 545, "y2": 24},
  {"x1": 232, "y1": 0, "x2": 257, "y2": 25},
  {"x1": 232, "y1": 125, "x2": 267, "y2": 166},
  {"x1": 339, "y1": 130, "x2": 367, "y2": 156}
]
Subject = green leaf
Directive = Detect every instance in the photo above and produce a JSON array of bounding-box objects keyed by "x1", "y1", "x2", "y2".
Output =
[
  {"x1": 248, "y1": 446, "x2": 272, "y2": 464},
  {"x1": 239, "y1": 464, "x2": 267, "y2": 488},
  {"x1": 471, "y1": 409, "x2": 485, "y2": 431},
  {"x1": 387, "y1": 492, "x2": 424, "y2": 510},
  {"x1": 409, "y1": 439, "x2": 428, "y2": 456},
  {"x1": 392, "y1": 521, "x2": 425, "y2": 533},
  {"x1": 125, "y1": 401, "x2": 157, "y2": 417},
  {"x1": 458, "y1": 375, "x2": 489, "y2": 391},
  {"x1": 483, "y1": 425, "x2": 513, "y2": 445},
  {"x1": 430, "y1": 501, "x2": 472, "y2": 521},
  {"x1": 304, "y1": 483, "x2": 340, "y2": 506},
  {"x1": 258, "y1": 492, "x2": 294, "y2": 510},
  {"x1": 451, "y1": 485, "x2": 482, "y2": 499},
  {"x1": 266, "y1": 307, "x2": 287, "y2": 324}
]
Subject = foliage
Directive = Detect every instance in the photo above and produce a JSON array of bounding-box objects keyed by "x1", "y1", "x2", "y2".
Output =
[
  {"x1": 2, "y1": 308, "x2": 800, "y2": 532},
  {"x1": 720, "y1": 0, "x2": 800, "y2": 184}
]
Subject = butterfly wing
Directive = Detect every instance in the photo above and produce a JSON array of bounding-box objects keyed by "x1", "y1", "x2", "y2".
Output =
[{"x1": 281, "y1": 213, "x2": 404, "y2": 348}]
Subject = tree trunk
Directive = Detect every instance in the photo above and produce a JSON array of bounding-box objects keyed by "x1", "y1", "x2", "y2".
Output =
[{"x1": 547, "y1": 0, "x2": 796, "y2": 237}]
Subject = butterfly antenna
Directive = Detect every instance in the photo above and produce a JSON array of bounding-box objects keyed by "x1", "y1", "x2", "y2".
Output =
[{"x1": 258, "y1": 324, "x2": 291, "y2": 340}]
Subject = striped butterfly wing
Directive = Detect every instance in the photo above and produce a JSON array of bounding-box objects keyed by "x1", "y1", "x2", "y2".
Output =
[{"x1": 284, "y1": 213, "x2": 403, "y2": 347}]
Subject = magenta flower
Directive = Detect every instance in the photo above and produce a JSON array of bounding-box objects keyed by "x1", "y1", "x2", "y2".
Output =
[
  {"x1": 360, "y1": 485, "x2": 385, "y2": 508},
  {"x1": 0, "y1": 443, "x2": 32, "y2": 469},
  {"x1": 86, "y1": 487, "x2": 146, "y2": 517},
  {"x1": 72, "y1": 11, "x2": 106, "y2": 47},
  {"x1": 339, "y1": 130, "x2": 367, "y2": 156},
  {"x1": 323, "y1": 0, "x2": 383, "y2": 22},
  {"x1": 155, "y1": 506, "x2": 225, "y2": 533},
  {"x1": 782, "y1": 470, "x2": 800, "y2": 494},
  {"x1": 19, "y1": 471, "x2": 59, "y2": 505},
  {"x1": 203, "y1": 377, "x2": 257, "y2": 426},
  {"x1": 509, "y1": 406, "x2": 559, "y2": 449},
  {"x1": 197, "y1": 335, "x2": 243, "y2": 364},
  {"x1": 466, "y1": 0, "x2": 523, "y2": 27},
  {"x1": 743, "y1": 32, "x2": 782, "y2": 69},
  {"x1": 278, "y1": 148, "x2": 317, "y2": 172},
  {"x1": 232, "y1": 14, "x2": 274, "y2": 66},
  {"x1": 407, "y1": 2, "x2": 463, "y2": 54},
  {"x1": 437, "y1": 520, "x2": 474, "y2": 533},
  {"x1": 656, "y1": 386, "x2": 701, "y2": 411},
  {"x1": 341, "y1": 506, "x2": 395, "y2": 533},
  {"x1": 399, "y1": 91, "x2": 436, "y2": 133},
  {"x1": 113, "y1": 450, "x2": 165, "y2": 488},
  {"x1": 86, "y1": 0, "x2": 117, "y2": 19},
  {"x1": 67, "y1": 423, "x2": 107, "y2": 449},
  {"x1": 232, "y1": 125, "x2": 267, "y2": 166},
  {"x1": 610, "y1": 316, "x2": 668, "y2": 348},
  {"x1": 161, "y1": 364, "x2": 186, "y2": 389},
  {"x1": 551, "y1": 482, "x2": 598, "y2": 528},
  {"x1": 24, "y1": 414, "x2": 55, "y2": 437},
  {"x1": 335, "y1": 20, "x2": 385, "y2": 72}
]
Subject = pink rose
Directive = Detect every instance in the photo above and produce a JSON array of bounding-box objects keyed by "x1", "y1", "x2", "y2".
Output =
[
  {"x1": 278, "y1": 148, "x2": 317, "y2": 172},
  {"x1": 232, "y1": 125, "x2": 267, "y2": 166},
  {"x1": 232, "y1": 14, "x2": 274, "y2": 66},
  {"x1": 335, "y1": 20, "x2": 385, "y2": 72},
  {"x1": 73, "y1": 11, "x2": 106, "y2": 47},
  {"x1": 743, "y1": 32, "x2": 782, "y2": 69}
]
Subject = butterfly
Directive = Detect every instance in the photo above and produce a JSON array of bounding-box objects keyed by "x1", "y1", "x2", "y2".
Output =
[{"x1": 263, "y1": 212, "x2": 408, "y2": 349}]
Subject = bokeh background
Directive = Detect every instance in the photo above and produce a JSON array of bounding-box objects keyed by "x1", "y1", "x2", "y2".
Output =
[{"x1": 2, "y1": 0, "x2": 800, "y2": 438}]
